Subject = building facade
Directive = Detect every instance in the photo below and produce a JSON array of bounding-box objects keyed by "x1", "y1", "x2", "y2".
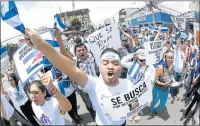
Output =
[
  {"x1": 118, "y1": 8, "x2": 139, "y2": 27},
  {"x1": 59, "y1": 8, "x2": 92, "y2": 31}
]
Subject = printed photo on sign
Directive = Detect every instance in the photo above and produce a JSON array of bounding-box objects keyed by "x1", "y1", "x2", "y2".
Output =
[
  {"x1": 100, "y1": 78, "x2": 152, "y2": 121},
  {"x1": 86, "y1": 24, "x2": 121, "y2": 65}
]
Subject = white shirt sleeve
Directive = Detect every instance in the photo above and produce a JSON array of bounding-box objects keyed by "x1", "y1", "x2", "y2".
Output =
[
  {"x1": 82, "y1": 75, "x2": 96, "y2": 94},
  {"x1": 121, "y1": 53, "x2": 134, "y2": 69}
]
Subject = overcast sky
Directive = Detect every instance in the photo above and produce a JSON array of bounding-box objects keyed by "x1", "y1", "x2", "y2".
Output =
[{"x1": 1, "y1": 1, "x2": 191, "y2": 41}]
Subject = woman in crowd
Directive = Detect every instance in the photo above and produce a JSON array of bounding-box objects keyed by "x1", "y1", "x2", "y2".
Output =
[
  {"x1": 2, "y1": 72, "x2": 39, "y2": 125},
  {"x1": 149, "y1": 50, "x2": 176, "y2": 118},
  {"x1": 30, "y1": 74, "x2": 72, "y2": 125}
]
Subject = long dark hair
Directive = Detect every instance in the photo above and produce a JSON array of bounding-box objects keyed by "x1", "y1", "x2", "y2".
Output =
[
  {"x1": 30, "y1": 80, "x2": 52, "y2": 100},
  {"x1": 7, "y1": 72, "x2": 19, "y2": 86}
]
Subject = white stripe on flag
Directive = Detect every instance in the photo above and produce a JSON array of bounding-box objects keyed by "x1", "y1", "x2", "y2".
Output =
[
  {"x1": 4, "y1": 14, "x2": 22, "y2": 27},
  {"x1": 130, "y1": 63, "x2": 140, "y2": 78}
]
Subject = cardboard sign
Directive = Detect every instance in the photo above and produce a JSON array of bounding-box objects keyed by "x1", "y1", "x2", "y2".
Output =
[
  {"x1": 143, "y1": 40, "x2": 163, "y2": 66},
  {"x1": 86, "y1": 24, "x2": 121, "y2": 65},
  {"x1": 171, "y1": 16, "x2": 186, "y2": 31},
  {"x1": 100, "y1": 78, "x2": 152, "y2": 121}
]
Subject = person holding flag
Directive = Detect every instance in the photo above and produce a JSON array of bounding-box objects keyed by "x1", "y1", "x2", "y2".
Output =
[{"x1": 22, "y1": 27, "x2": 145, "y2": 125}]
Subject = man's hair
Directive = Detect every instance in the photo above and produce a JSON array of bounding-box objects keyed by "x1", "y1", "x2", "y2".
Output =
[
  {"x1": 74, "y1": 43, "x2": 88, "y2": 53},
  {"x1": 100, "y1": 48, "x2": 120, "y2": 58}
]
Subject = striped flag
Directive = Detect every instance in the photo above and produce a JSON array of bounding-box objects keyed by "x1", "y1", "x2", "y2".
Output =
[
  {"x1": 54, "y1": 14, "x2": 67, "y2": 32},
  {"x1": 127, "y1": 61, "x2": 141, "y2": 80},
  {"x1": 1, "y1": 1, "x2": 25, "y2": 33},
  {"x1": 158, "y1": 25, "x2": 168, "y2": 33}
]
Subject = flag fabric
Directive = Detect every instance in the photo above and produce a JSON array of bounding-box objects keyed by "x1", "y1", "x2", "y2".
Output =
[
  {"x1": 127, "y1": 61, "x2": 141, "y2": 80},
  {"x1": 158, "y1": 25, "x2": 168, "y2": 33},
  {"x1": 1, "y1": 1, "x2": 25, "y2": 33},
  {"x1": 54, "y1": 14, "x2": 67, "y2": 31}
]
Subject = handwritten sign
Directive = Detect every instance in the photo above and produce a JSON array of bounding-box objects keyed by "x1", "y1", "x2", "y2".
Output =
[
  {"x1": 1, "y1": 46, "x2": 10, "y2": 74},
  {"x1": 171, "y1": 16, "x2": 186, "y2": 31},
  {"x1": 101, "y1": 78, "x2": 152, "y2": 121},
  {"x1": 86, "y1": 24, "x2": 121, "y2": 65},
  {"x1": 143, "y1": 40, "x2": 163, "y2": 66}
]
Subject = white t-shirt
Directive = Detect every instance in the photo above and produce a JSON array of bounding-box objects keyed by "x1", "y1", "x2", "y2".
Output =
[
  {"x1": 83, "y1": 75, "x2": 133, "y2": 125},
  {"x1": 32, "y1": 97, "x2": 65, "y2": 125},
  {"x1": 1, "y1": 93, "x2": 14, "y2": 119},
  {"x1": 53, "y1": 80, "x2": 74, "y2": 97},
  {"x1": 6, "y1": 81, "x2": 28, "y2": 107},
  {"x1": 174, "y1": 49, "x2": 185, "y2": 73}
]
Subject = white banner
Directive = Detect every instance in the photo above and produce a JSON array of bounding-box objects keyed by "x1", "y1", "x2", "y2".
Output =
[
  {"x1": 86, "y1": 24, "x2": 121, "y2": 65},
  {"x1": 13, "y1": 31, "x2": 60, "y2": 83},
  {"x1": 101, "y1": 78, "x2": 152, "y2": 121},
  {"x1": 1, "y1": 46, "x2": 10, "y2": 74},
  {"x1": 143, "y1": 40, "x2": 163, "y2": 66},
  {"x1": 171, "y1": 16, "x2": 186, "y2": 31}
]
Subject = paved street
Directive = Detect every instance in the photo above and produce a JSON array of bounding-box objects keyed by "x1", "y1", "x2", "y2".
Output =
[{"x1": 63, "y1": 86, "x2": 199, "y2": 125}]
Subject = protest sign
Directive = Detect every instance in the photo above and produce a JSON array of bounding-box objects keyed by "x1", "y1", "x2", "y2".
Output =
[
  {"x1": 86, "y1": 24, "x2": 121, "y2": 65},
  {"x1": 171, "y1": 16, "x2": 186, "y2": 31},
  {"x1": 143, "y1": 40, "x2": 163, "y2": 66},
  {"x1": 13, "y1": 31, "x2": 60, "y2": 83},
  {"x1": 1, "y1": 46, "x2": 10, "y2": 74},
  {"x1": 100, "y1": 78, "x2": 152, "y2": 121}
]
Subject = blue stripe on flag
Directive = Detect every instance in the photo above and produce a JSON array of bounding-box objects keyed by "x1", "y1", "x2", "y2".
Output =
[
  {"x1": 133, "y1": 65, "x2": 140, "y2": 79},
  {"x1": 15, "y1": 24, "x2": 25, "y2": 34},
  {"x1": 26, "y1": 62, "x2": 42, "y2": 74},
  {"x1": 128, "y1": 61, "x2": 137, "y2": 75},
  {"x1": 0, "y1": 46, "x2": 7, "y2": 56},
  {"x1": 54, "y1": 14, "x2": 66, "y2": 31}
]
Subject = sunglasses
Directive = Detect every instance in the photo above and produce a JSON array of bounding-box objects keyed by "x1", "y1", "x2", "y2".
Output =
[{"x1": 139, "y1": 59, "x2": 146, "y2": 62}]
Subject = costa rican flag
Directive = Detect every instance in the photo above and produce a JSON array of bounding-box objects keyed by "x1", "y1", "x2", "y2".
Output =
[{"x1": 1, "y1": 1, "x2": 25, "y2": 33}]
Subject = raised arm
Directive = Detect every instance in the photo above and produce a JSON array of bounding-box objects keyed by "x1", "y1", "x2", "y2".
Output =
[
  {"x1": 40, "y1": 74, "x2": 72, "y2": 112},
  {"x1": 121, "y1": 53, "x2": 136, "y2": 69},
  {"x1": 53, "y1": 27, "x2": 73, "y2": 60},
  {"x1": 24, "y1": 28, "x2": 88, "y2": 88}
]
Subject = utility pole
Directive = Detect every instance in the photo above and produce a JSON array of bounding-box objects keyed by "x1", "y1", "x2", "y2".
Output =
[{"x1": 148, "y1": 1, "x2": 156, "y2": 27}]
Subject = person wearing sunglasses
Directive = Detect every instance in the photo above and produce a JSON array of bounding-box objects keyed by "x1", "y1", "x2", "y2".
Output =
[{"x1": 121, "y1": 48, "x2": 154, "y2": 122}]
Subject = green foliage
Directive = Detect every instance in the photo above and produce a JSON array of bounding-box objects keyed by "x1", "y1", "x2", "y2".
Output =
[
  {"x1": 70, "y1": 18, "x2": 82, "y2": 30},
  {"x1": 6, "y1": 43, "x2": 18, "y2": 61}
]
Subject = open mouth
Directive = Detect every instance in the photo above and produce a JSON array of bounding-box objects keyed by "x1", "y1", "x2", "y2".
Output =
[{"x1": 108, "y1": 71, "x2": 114, "y2": 77}]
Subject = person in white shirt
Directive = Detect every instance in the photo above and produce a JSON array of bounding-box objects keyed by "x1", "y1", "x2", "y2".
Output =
[
  {"x1": 2, "y1": 72, "x2": 39, "y2": 125},
  {"x1": 54, "y1": 28, "x2": 96, "y2": 121},
  {"x1": 1, "y1": 75, "x2": 32, "y2": 126},
  {"x1": 169, "y1": 39, "x2": 186, "y2": 103},
  {"x1": 30, "y1": 74, "x2": 72, "y2": 125},
  {"x1": 23, "y1": 28, "x2": 152, "y2": 125},
  {"x1": 121, "y1": 48, "x2": 155, "y2": 122}
]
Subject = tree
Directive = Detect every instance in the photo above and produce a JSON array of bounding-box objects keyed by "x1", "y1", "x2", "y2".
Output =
[
  {"x1": 70, "y1": 18, "x2": 82, "y2": 31},
  {"x1": 6, "y1": 43, "x2": 18, "y2": 61}
]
